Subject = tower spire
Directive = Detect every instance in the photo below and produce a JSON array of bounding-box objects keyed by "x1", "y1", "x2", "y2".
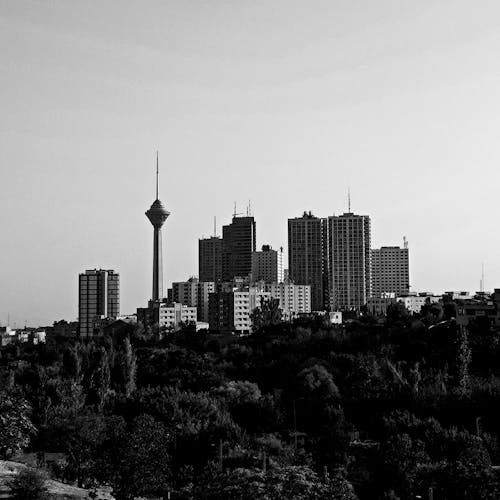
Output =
[
  {"x1": 156, "y1": 150, "x2": 159, "y2": 200},
  {"x1": 348, "y1": 187, "x2": 351, "y2": 213}
]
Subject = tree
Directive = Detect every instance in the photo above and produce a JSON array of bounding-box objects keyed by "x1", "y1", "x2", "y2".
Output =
[
  {"x1": 454, "y1": 325, "x2": 471, "y2": 396},
  {"x1": 0, "y1": 389, "x2": 36, "y2": 458},
  {"x1": 62, "y1": 345, "x2": 81, "y2": 381},
  {"x1": 87, "y1": 346, "x2": 110, "y2": 409},
  {"x1": 111, "y1": 414, "x2": 172, "y2": 500},
  {"x1": 184, "y1": 464, "x2": 358, "y2": 500},
  {"x1": 113, "y1": 338, "x2": 136, "y2": 397},
  {"x1": 49, "y1": 409, "x2": 107, "y2": 487},
  {"x1": 297, "y1": 364, "x2": 340, "y2": 401},
  {"x1": 251, "y1": 297, "x2": 283, "y2": 332},
  {"x1": 8, "y1": 468, "x2": 48, "y2": 500}
]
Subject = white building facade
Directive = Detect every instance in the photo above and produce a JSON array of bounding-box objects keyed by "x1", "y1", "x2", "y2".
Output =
[
  {"x1": 233, "y1": 288, "x2": 271, "y2": 333},
  {"x1": 263, "y1": 283, "x2": 312, "y2": 320},
  {"x1": 159, "y1": 302, "x2": 197, "y2": 330}
]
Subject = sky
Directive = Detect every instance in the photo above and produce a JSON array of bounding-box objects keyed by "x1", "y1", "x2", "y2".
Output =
[{"x1": 2, "y1": 0, "x2": 500, "y2": 326}]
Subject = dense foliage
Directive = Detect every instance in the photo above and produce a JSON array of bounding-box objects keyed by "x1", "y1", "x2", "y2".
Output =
[{"x1": 2, "y1": 303, "x2": 500, "y2": 499}]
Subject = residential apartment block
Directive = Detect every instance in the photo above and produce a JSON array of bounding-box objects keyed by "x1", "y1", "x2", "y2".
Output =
[
  {"x1": 222, "y1": 216, "x2": 256, "y2": 281},
  {"x1": 263, "y1": 282, "x2": 311, "y2": 320},
  {"x1": 251, "y1": 245, "x2": 278, "y2": 283},
  {"x1": 199, "y1": 236, "x2": 223, "y2": 282},
  {"x1": 327, "y1": 213, "x2": 371, "y2": 310},
  {"x1": 371, "y1": 246, "x2": 409, "y2": 297},
  {"x1": 78, "y1": 269, "x2": 119, "y2": 338},
  {"x1": 288, "y1": 212, "x2": 327, "y2": 311}
]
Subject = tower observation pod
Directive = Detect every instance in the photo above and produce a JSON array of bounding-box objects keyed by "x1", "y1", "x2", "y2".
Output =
[{"x1": 145, "y1": 152, "x2": 170, "y2": 301}]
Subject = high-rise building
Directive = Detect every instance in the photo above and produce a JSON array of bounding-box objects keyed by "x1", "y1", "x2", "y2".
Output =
[
  {"x1": 145, "y1": 153, "x2": 170, "y2": 301},
  {"x1": 288, "y1": 212, "x2": 327, "y2": 311},
  {"x1": 199, "y1": 236, "x2": 223, "y2": 282},
  {"x1": 251, "y1": 245, "x2": 278, "y2": 283},
  {"x1": 371, "y1": 245, "x2": 410, "y2": 297},
  {"x1": 222, "y1": 216, "x2": 256, "y2": 281},
  {"x1": 197, "y1": 281, "x2": 216, "y2": 323},
  {"x1": 78, "y1": 269, "x2": 119, "y2": 338},
  {"x1": 327, "y1": 213, "x2": 371, "y2": 310}
]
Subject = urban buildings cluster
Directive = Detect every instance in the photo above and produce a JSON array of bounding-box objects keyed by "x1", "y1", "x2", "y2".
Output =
[
  {"x1": 74, "y1": 160, "x2": 417, "y2": 337},
  {"x1": 69, "y1": 161, "x2": 500, "y2": 339}
]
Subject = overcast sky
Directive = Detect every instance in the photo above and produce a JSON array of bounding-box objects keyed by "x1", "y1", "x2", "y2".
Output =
[{"x1": 2, "y1": 0, "x2": 500, "y2": 326}]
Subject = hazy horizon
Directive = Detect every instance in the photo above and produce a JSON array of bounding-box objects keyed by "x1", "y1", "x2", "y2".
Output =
[{"x1": 2, "y1": 0, "x2": 500, "y2": 326}]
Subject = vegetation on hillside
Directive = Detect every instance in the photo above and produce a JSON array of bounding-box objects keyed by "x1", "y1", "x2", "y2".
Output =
[{"x1": 1, "y1": 301, "x2": 500, "y2": 499}]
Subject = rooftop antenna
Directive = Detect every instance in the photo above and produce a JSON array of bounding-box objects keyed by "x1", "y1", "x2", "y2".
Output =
[
  {"x1": 403, "y1": 236, "x2": 408, "y2": 249},
  {"x1": 233, "y1": 201, "x2": 237, "y2": 217},
  {"x1": 248, "y1": 199, "x2": 252, "y2": 216},
  {"x1": 348, "y1": 187, "x2": 351, "y2": 213},
  {"x1": 155, "y1": 150, "x2": 159, "y2": 200},
  {"x1": 213, "y1": 216, "x2": 217, "y2": 237}
]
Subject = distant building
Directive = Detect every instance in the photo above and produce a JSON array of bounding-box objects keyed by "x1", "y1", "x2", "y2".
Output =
[
  {"x1": 199, "y1": 236, "x2": 223, "y2": 282},
  {"x1": 50, "y1": 320, "x2": 78, "y2": 338},
  {"x1": 172, "y1": 278, "x2": 199, "y2": 307},
  {"x1": 371, "y1": 246, "x2": 410, "y2": 297},
  {"x1": 327, "y1": 213, "x2": 371, "y2": 310},
  {"x1": 209, "y1": 286, "x2": 270, "y2": 334},
  {"x1": 397, "y1": 293, "x2": 440, "y2": 314},
  {"x1": 288, "y1": 212, "x2": 328, "y2": 311},
  {"x1": 197, "y1": 280, "x2": 216, "y2": 323},
  {"x1": 0, "y1": 327, "x2": 45, "y2": 345},
  {"x1": 366, "y1": 293, "x2": 397, "y2": 316},
  {"x1": 445, "y1": 291, "x2": 474, "y2": 301},
  {"x1": 137, "y1": 300, "x2": 197, "y2": 332},
  {"x1": 172, "y1": 277, "x2": 215, "y2": 322},
  {"x1": 159, "y1": 302, "x2": 197, "y2": 330},
  {"x1": 222, "y1": 216, "x2": 256, "y2": 281},
  {"x1": 78, "y1": 269, "x2": 119, "y2": 338},
  {"x1": 252, "y1": 245, "x2": 278, "y2": 283},
  {"x1": 454, "y1": 289, "x2": 500, "y2": 327},
  {"x1": 263, "y1": 282, "x2": 311, "y2": 320}
]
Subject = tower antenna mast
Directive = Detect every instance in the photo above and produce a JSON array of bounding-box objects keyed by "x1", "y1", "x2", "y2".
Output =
[
  {"x1": 348, "y1": 187, "x2": 351, "y2": 213},
  {"x1": 156, "y1": 151, "x2": 159, "y2": 200}
]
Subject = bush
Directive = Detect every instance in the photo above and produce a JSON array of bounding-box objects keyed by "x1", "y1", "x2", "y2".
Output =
[{"x1": 8, "y1": 468, "x2": 49, "y2": 500}]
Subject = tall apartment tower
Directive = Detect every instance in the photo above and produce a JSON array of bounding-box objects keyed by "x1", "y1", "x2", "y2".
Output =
[
  {"x1": 222, "y1": 216, "x2": 256, "y2": 281},
  {"x1": 327, "y1": 213, "x2": 371, "y2": 310},
  {"x1": 78, "y1": 269, "x2": 119, "y2": 338},
  {"x1": 371, "y1": 245, "x2": 410, "y2": 297},
  {"x1": 251, "y1": 245, "x2": 278, "y2": 283},
  {"x1": 288, "y1": 212, "x2": 328, "y2": 311},
  {"x1": 199, "y1": 236, "x2": 223, "y2": 282}
]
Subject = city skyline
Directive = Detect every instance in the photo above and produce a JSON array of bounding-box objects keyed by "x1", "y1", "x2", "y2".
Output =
[{"x1": 3, "y1": 1, "x2": 500, "y2": 325}]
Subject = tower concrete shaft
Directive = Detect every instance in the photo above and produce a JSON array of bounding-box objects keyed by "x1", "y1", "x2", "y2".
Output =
[{"x1": 145, "y1": 154, "x2": 170, "y2": 301}]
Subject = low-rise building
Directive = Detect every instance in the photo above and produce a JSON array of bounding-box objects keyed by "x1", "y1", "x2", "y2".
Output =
[
  {"x1": 397, "y1": 293, "x2": 440, "y2": 314},
  {"x1": 262, "y1": 282, "x2": 311, "y2": 320},
  {"x1": 366, "y1": 293, "x2": 397, "y2": 316},
  {"x1": 209, "y1": 286, "x2": 271, "y2": 334},
  {"x1": 159, "y1": 302, "x2": 197, "y2": 330},
  {"x1": 454, "y1": 289, "x2": 500, "y2": 327}
]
